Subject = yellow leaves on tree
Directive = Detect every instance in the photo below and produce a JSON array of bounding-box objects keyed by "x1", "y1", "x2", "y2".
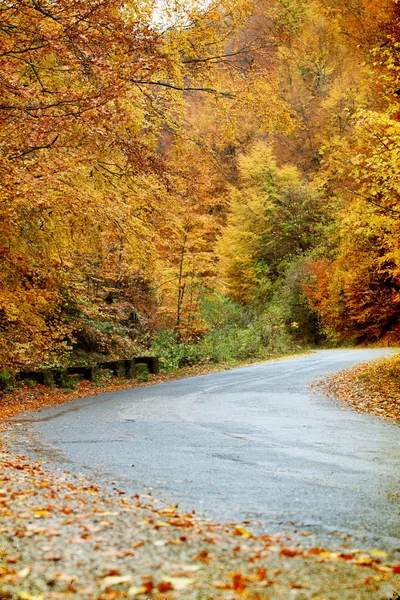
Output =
[
  {"x1": 218, "y1": 142, "x2": 325, "y2": 304},
  {"x1": 304, "y1": 111, "x2": 400, "y2": 342}
]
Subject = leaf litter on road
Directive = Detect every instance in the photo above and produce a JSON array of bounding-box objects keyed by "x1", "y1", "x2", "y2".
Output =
[
  {"x1": 312, "y1": 351, "x2": 400, "y2": 422},
  {"x1": 1, "y1": 355, "x2": 400, "y2": 599},
  {"x1": 0, "y1": 436, "x2": 399, "y2": 600}
]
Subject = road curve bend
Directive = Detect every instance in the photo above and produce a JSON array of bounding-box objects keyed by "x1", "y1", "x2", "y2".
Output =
[{"x1": 10, "y1": 349, "x2": 400, "y2": 553}]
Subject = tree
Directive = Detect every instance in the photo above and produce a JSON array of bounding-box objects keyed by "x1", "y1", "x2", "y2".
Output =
[
  {"x1": 0, "y1": 0, "x2": 272, "y2": 366},
  {"x1": 218, "y1": 142, "x2": 326, "y2": 303},
  {"x1": 302, "y1": 0, "x2": 400, "y2": 343},
  {"x1": 304, "y1": 110, "x2": 400, "y2": 342}
]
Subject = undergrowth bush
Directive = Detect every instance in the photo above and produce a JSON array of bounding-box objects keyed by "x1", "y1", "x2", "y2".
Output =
[
  {"x1": 0, "y1": 370, "x2": 15, "y2": 392},
  {"x1": 151, "y1": 294, "x2": 297, "y2": 370}
]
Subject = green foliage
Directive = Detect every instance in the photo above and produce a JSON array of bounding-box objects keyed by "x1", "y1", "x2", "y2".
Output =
[
  {"x1": 150, "y1": 329, "x2": 188, "y2": 370},
  {"x1": 194, "y1": 300, "x2": 295, "y2": 363},
  {"x1": 72, "y1": 313, "x2": 145, "y2": 360},
  {"x1": 135, "y1": 364, "x2": 150, "y2": 382},
  {"x1": 92, "y1": 369, "x2": 114, "y2": 387},
  {"x1": 152, "y1": 294, "x2": 297, "y2": 369},
  {"x1": 200, "y1": 293, "x2": 250, "y2": 330},
  {"x1": 279, "y1": 256, "x2": 325, "y2": 345},
  {"x1": 218, "y1": 143, "x2": 327, "y2": 304},
  {"x1": 61, "y1": 375, "x2": 80, "y2": 391},
  {"x1": 0, "y1": 370, "x2": 15, "y2": 392}
]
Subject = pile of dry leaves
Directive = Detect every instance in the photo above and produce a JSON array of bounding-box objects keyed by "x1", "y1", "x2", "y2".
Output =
[{"x1": 315, "y1": 352, "x2": 400, "y2": 422}]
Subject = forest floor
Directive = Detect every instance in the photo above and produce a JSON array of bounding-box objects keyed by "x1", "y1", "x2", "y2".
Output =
[{"x1": 1, "y1": 351, "x2": 400, "y2": 600}]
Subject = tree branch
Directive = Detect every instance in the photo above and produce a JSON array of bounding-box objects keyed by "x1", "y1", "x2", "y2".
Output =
[
  {"x1": 132, "y1": 79, "x2": 235, "y2": 98},
  {"x1": 9, "y1": 135, "x2": 59, "y2": 161}
]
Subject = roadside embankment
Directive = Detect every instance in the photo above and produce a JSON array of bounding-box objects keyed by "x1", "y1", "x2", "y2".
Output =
[{"x1": 313, "y1": 351, "x2": 400, "y2": 422}]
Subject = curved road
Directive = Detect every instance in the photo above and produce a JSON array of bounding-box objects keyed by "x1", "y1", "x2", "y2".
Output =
[{"x1": 11, "y1": 349, "x2": 400, "y2": 554}]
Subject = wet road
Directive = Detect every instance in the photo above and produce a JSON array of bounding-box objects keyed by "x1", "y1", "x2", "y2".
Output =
[{"x1": 10, "y1": 349, "x2": 400, "y2": 553}]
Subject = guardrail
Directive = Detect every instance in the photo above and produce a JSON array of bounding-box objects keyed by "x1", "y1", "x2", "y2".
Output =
[{"x1": 16, "y1": 356, "x2": 159, "y2": 388}]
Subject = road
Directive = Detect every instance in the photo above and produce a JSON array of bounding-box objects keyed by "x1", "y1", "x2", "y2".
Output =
[{"x1": 10, "y1": 349, "x2": 400, "y2": 554}]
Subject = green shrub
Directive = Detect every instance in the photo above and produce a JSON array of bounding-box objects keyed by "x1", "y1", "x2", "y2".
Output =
[
  {"x1": 279, "y1": 255, "x2": 325, "y2": 345},
  {"x1": 92, "y1": 368, "x2": 114, "y2": 386},
  {"x1": 150, "y1": 329, "x2": 193, "y2": 370},
  {"x1": 135, "y1": 363, "x2": 150, "y2": 382},
  {"x1": 0, "y1": 370, "x2": 15, "y2": 392},
  {"x1": 61, "y1": 374, "x2": 81, "y2": 391},
  {"x1": 151, "y1": 294, "x2": 298, "y2": 370}
]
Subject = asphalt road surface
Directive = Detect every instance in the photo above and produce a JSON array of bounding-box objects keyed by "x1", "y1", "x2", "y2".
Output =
[{"x1": 11, "y1": 349, "x2": 400, "y2": 553}]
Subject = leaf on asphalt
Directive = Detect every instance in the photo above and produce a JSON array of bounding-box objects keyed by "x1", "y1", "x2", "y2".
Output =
[
  {"x1": 393, "y1": 565, "x2": 400, "y2": 574},
  {"x1": 96, "y1": 511, "x2": 120, "y2": 516},
  {"x1": 154, "y1": 521, "x2": 170, "y2": 528},
  {"x1": 178, "y1": 564, "x2": 202, "y2": 572},
  {"x1": 308, "y1": 547, "x2": 324, "y2": 555},
  {"x1": 375, "y1": 566, "x2": 392, "y2": 572},
  {"x1": 232, "y1": 526, "x2": 252, "y2": 538},
  {"x1": 31, "y1": 510, "x2": 52, "y2": 518},
  {"x1": 43, "y1": 554, "x2": 63, "y2": 561},
  {"x1": 213, "y1": 580, "x2": 232, "y2": 589},
  {"x1": 370, "y1": 550, "x2": 388, "y2": 558},
  {"x1": 231, "y1": 573, "x2": 247, "y2": 591},
  {"x1": 279, "y1": 547, "x2": 301, "y2": 558},
  {"x1": 102, "y1": 575, "x2": 133, "y2": 588},
  {"x1": 18, "y1": 593, "x2": 45, "y2": 600},
  {"x1": 160, "y1": 506, "x2": 178, "y2": 515},
  {"x1": 194, "y1": 550, "x2": 210, "y2": 563},
  {"x1": 354, "y1": 555, "x2": 373, "y2": 565},
  {"x1": 320, "y1": 551, "x2": 341, "y2": 560},
  {"x1": 161, "y1": 575, "x2": 196, "y2": 590},
  {"x1": 17, "y1": 567, "x2": 31, "y2": 579},
  {"x1": 127, "y1": 585, "x2": 148, "y2": 597},
  {"x1": 157, "y1": 581, "x2": 174, "y2": 592}
]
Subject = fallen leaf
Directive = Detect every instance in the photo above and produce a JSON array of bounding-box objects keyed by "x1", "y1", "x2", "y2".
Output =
[
  {"x1": 354, "y1": 555, "x2": 373, "y2": 565},
  {"x1": 102, "y1": 575, "x2": 133, "y2": 588},
  {"x1": 370, "y1": 550, "x2": 388, "y2": 558},
  {"x1": 154, "y1": 521, "x2": 170, "y2": 528},
  {"x1": 375, "y1": 566, "x2": 392, "y2": 573},
  {"x1": 232, "y1": 526, "x2": 252, "y2": 538},
  {"x1": 280, "y1": 548, "x2": 300, "y2": 558},
  {"x1": 18, "y1": 593, "x2": 45, "y2": 600},
  {"x1": 308, "y1": 547, "x2": 324, "y2": 555},
  {"x1": 127, "y1": 585, "x2": 147, "y2": 597},
  {"x1": 97, "y1": 511, "x2": 120, "y2": 516},
  {"x1": 232, "y1": 573, "x2": 247, "y2": 591},
  {"x1": 161, "y1": 576, "x2": 196, "y2": 590},
  {"x1": 161, "y1": 506, "x2": 177, "y2": 515},
  {"x1": 320, "y1": 551, "x2": 340, "y2": 560},
  {"x1": 31, "y1": 510, "x2": 52, "y2": 518},
  {"x1": 157, "y1": 581, "x2": 174, "y2": 592},
  {"x1": 18, "y1": 567, "x2": 30, "y2": 579},
  {"x1": 212, "y1": 580, "x2": 232, "y2": 590},
  {"x1": 179, "y1": 564, "x2": 202, "y2": 573}
]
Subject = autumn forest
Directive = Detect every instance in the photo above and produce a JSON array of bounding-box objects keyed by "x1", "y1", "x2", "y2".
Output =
[{"x1": 1, "y1": 0, "x2": 400, "y2": 373}]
